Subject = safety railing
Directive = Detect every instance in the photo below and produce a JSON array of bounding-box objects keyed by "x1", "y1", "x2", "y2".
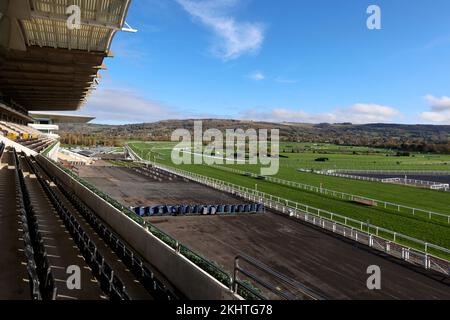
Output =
[
  {"x1": 309, "y1": 170, "x2": 450, "y2": 192},
  {"x1": 209, "y1": 165, "x2": 450, "y2": 223},
  {"x1": 148, "y1": 162, "x2": 450, "y2": 276},
  {"x1": 324, "y1": 169, "x2": 450, "y2": 175},
  {"x1": 233, "y1": 254, "x2": 325, "y2": 300}
]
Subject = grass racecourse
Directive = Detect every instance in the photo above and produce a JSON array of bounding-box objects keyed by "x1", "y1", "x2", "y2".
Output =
[{"x1": 128, "y1": 141, "x2": 450, "y2": 258}]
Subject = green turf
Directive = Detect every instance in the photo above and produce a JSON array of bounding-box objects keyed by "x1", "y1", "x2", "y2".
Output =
[{"x1": 128, "y1": 141, "x2": 450, "y2": 257}]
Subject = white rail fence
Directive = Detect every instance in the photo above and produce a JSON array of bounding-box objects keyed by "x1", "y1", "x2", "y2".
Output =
[
  {"x1": 304, "y1": 170, "x2": 450, "y2": 192},
  {"x1": 209, "y1": 165, "x2": 450, "y2": 223},
  {"x1": 381, "y1": 177, "x2": 449, "y2": 190},
  {"x1": 126, "y1": 145, "x2": 450, "y2": 276},
  {"x1": 324, "y1": 169, "x2": 450, "y2": 176},
  {"x1": 155, "y1": 164, "x2": 450, "y2": 276}
]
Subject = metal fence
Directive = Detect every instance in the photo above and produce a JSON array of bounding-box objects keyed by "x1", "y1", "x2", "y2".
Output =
[
  {"x1": 150, "y1": 162, "x2": 450, "y2": 276},
  {"x1": 326, "y1": 169, "x2": 450, "y2": 176},
  {"x1": 209, "y1": 165, "x2": 450, "y2": 223},
  {"x1": 233, "y1": 254, "x2": 325, "y2": 300},
  {"x1": 312, "y1": 171, "x2": 450, "y2": 192}
]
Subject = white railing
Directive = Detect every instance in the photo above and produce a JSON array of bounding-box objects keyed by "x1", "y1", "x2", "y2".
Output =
[
  {"x1": 311, "y1": 170, "x2": 450, "y2": 192},
  {"x1": 126, "y1": 145, "x2": 450, "y2": 275},
  {"x1": 326, "y1": 169, "x2": 450, "y2": 176},
  {"x1": 209, "y1": 165, "x2": 450, "y2": 223},
  {"x1": 381, "y1": 177, "x2": 449, "y2": 189},
  {"x1": 155, "y1": 163, "x2": 450, "y2": 276}
]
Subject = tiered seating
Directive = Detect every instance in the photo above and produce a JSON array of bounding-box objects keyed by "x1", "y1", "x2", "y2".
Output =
[
  {"x1": 55, "y1": 177, "x2": 177, "y2": 300},
  {"x1": 1, "y1": 122, "x2": 41, "y2": 139},
  {"x1": 0, "y1": 142, "x2": 4, "y2": 159},
  {"x1": 13, "y1": 149, "x2": 56, "y2": 300},
  {"x1": 38, "y1": 160, "x2": 177, "y2": 300},
  {"x1": 0, "y1": 121, "x2": 54, "y2": 153},
  {"x1": 25, "y1": 155, "x2": 130, "y2": 301},
  {"x1": 132, "y1": 203, "x2": 265, "y2": 217},
  {"x1": 0, "y1": 122, "x2": 21, "y2": 140},
  {"x1": 17, "y1": 137, "x2": 53, "y2": 153}
]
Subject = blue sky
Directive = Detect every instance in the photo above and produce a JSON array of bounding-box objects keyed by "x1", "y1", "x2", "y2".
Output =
[{"x1": 75, "y1": 0, "x2": 450, "y2": 125}]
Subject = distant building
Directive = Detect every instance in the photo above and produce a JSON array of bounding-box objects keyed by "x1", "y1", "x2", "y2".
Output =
[{"x1": 28, "y1": 111, "x2": 95, "y2": 137}]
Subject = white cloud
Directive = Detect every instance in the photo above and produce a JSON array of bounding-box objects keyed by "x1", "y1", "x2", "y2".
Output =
[
  {"x1": 419, "y1": 95, "x2": 450, "y2": 123},
  {"x1": 247, "y1": 71, "x2": 265, "y2": 81},
  {"x1": 176, "y1": 0, "x2": 265, "y2": 60},
  {"x1": 420, "y1": 111, "x2": 450, "y2": 123},
  {"x1": 77, "y1": 87, "x2": 183, "y2": 124},
  {"x1": 240, "y1": 103, "x2": 400, "y2": 124},
  {"x1": 349, "y1": 103, "x2": 399, "y2": 119},
  {"x1": 424, "y1": 94, "x2": 450, "y2": 111}
]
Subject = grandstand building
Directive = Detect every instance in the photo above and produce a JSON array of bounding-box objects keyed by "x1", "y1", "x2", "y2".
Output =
[
  {"x1": 0, "y1": 0, "x2": 248, "y2": 301},
  {"x1": 29, "y1": 111, "x2": 95, "y2": 136},
  {"x1": 1, "y1": 1, "x2": 449, "y2": 302}
]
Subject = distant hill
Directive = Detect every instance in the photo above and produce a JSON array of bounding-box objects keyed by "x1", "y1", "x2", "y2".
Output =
[{"x1": 58, "y1": 119, "x2": 450, "y2": 153}]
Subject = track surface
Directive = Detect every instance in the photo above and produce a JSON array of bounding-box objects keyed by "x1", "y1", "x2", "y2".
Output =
[
  {"x1": 78, "y1": 166, "x2": 250, "y2": 207},
  {"x1": 80, "y1": 164, "x2": 450, "y2": 300},
  {"x1": 150, "y1": 213, "x2": 450, "y2": 299}
]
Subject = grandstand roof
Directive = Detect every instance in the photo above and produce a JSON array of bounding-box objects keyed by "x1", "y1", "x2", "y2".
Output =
[
  {"x1": 0, "y1": 0, "x2": 131, "y2": 111},
  {"x1": 29, "y1": 111, "x2": 95, "y2": 123}
]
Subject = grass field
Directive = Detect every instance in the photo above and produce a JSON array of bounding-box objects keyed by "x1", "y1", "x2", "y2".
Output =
[{"x1": 128, "y1": 141, "x2": 450, "y2": 255}]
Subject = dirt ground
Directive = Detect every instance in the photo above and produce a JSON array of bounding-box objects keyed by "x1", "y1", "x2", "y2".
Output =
[
  {"x1": 78, "y1": 165, "x2": 251, "y2": 207},
  {"x1": 78, "y1": 164, "x2": 450, "y2": 300},
  {"x1": 149, "y1": 213, "x2": 450, "y2": 300}
]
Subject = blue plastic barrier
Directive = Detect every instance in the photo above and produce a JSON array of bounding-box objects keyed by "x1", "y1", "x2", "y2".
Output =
[
  {"x1": 257, "y1": 204, "x2": 264, "y2": 213},
  {"x1": 156, "y1": 206, "x2": 165, "y2": 215},
  {"x1": 132, "y1": 203, "x2": 265, "y2": 217},
  {"x1": 135, "y1": 207, "x2": 145, "y2": 217}
]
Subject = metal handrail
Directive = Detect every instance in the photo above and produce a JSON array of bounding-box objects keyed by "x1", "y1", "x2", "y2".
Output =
[
  {"x1": 154, "y1": 162, "x2": 450, "y2": 258},
  {"x1": 126, "y1": 145, "x2": 450, "y2": 275},
  {"x1": 210, "y1": 164, "x2": 450, "y2": 221},
  {"x1": 233, "y1": 254, "x2": 325, "y2": 300}
]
